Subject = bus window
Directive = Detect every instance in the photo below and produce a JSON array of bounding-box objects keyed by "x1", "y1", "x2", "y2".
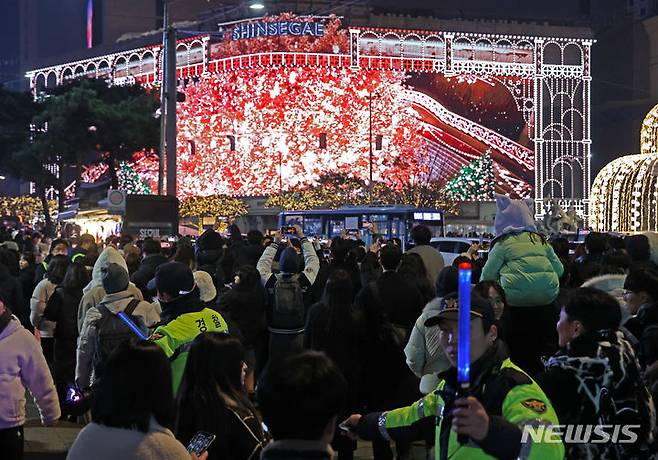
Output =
[
  {"x1": 284, "y1": 215, "x2": 303, "y2": 227},
  {"x1": 304, "y1": 218, "x2": 322, "y2": 237},
  {"x1": 329, "y1": 219, "x2": 345, "y2": 237}
]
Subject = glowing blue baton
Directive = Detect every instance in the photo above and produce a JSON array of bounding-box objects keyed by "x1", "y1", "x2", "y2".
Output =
[
  {"x1": 457, "y1": 262, "x2": 472, "y2": 445},
  {"x1": 118, "y1": 311, "x2": 148, "y2": 340}
]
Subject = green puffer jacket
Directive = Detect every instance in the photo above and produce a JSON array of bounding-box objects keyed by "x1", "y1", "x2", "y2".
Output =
[{"x1": 480, "y1": 232, "x2": 564, "y2": 307}]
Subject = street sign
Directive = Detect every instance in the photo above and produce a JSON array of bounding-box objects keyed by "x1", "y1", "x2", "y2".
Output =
[{"x1": 107, "y1": 189, "x2": 126, "y2": 215}]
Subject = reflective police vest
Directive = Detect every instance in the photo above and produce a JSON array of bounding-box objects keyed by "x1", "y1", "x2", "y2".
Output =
[
  {"x1": 362, "y1": 358, "x2": 564, "y2": 460},
  {"x1": 150, "y1": 308, "x2": 229, "y2": 394}
]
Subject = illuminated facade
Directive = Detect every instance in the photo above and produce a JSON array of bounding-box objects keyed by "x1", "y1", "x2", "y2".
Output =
[
  {"x1": 26, "y1": 15, "x2": 593, "y2": 215},
  {"x1": 590, "y1": 104, "x2": 658, "y2": 232}
]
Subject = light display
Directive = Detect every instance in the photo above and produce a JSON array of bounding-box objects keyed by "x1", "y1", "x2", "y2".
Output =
[
  {"x1": 27, "y1": 14, "x2": 593, "y2": 216},
  {"x1": 265, "y1": 173, "x2": 460, "y2": 214},
  {"x1": 176, "y1": 67, "x2": 426, "y2": 197},
  {"x1": 446, "y1": 151, "x2": 495, "y2": 201},
  {"x1": 179, "y1": 195, "x2": 249, "y2": 219},
  {"x1": 591, "y1": 105, "x2": 658, "y2": 232},
  {"x1": 0, "y1": 197, "x2": 57, "y2": 223}
]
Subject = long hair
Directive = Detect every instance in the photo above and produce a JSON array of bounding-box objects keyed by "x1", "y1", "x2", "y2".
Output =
[
  {"x1": 234, "y1": 264, "x2": 261, "y2": 293},
  {"x1": 92, "y1": 340, "x2": 175, "y2": 432},
  {"x1": 45, "y1": 255, "x2": 70, "y2": 284},
  {"x1": 175, "y1": 332, "x2": 262, "y2": 445},
  {"x1": 173, "y1": 243, "x2": 195, "y2": 269},
  {"x1": 321, "y1": 269, "x2": 354, "y2": 338},
  {"x1": 397, "y1": 252, "x2": 435, "y2": 301},
  {"x1": 60, "y1": 262, "x2": 90, "y2": 290}
]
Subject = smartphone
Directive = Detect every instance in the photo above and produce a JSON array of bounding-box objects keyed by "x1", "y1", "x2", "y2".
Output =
[
  {"x1": 160, "y1": 241, "x2": 171, "y2": 249},
  {"x1": 282, "y1": 226, "x2": 297, "y2": 235},
  {"x1": 187, "y1": 431, "x2": 216, "y2": 456}
]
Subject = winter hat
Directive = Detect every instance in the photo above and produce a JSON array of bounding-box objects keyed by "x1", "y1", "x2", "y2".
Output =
[
  {"x1": 101, "y1": 262, "x2": 130, "y2": 294},
  {"x1": 193, "y1": 270, "x2": 217, "y2": 303},
  {"x1": 147, "y1": 261, "x2": 195, "y2": 297},
  {"x1": 494, "y1": 195, "x2": 538, "y2": 237},
  {"x1": 279, "y1": 247, "x2": 300, "y2": 274}
]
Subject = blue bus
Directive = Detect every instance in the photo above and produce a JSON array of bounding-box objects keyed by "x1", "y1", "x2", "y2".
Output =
[{"x1": 277, "y1": 205, "x2": 445, "y2": 250}]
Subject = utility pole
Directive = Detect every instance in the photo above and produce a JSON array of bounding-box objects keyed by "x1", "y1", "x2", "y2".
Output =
[
  {"x1": 368, "y1": 93, "x2": 373, "y2": 204},
  {"x1": 157, "y1": 0, "x2": 168, "y2": 196},
  {"x1": 158, "y1": 0, "x2": 177, "y2": 197},
  {"x1": 165, "y1": 24, "x2": 177, "y2": 198}
]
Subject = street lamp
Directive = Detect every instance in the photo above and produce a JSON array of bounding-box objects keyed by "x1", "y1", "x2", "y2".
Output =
[
  {"x1": 367, "y1": 92, "x2": 380, "y2": 204},
  {"x1": 249, "y1": 2, "x2": 265, "y2": 10}
]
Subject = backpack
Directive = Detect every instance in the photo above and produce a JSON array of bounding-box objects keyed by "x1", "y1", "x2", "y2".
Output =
[
  {"x1": 269, "y1": 274, "x2": 305, "y2": 334},
  {"x1": 92, "y1": 299, "x2": 146, "y2": 382}
]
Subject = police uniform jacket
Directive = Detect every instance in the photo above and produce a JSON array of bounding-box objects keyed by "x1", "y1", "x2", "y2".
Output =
[{"x1": 356, "y1": 341, "x2": 564, "y2": 460}]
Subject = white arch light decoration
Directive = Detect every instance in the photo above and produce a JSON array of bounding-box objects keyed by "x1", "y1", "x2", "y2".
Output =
[{"x1": 591, "y1": 104, "x2": 658, "y2": 232}]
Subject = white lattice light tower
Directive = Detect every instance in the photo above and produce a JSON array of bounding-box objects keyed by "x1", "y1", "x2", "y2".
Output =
[{"x1": 26, "y1": 19, "x2": 592, "y2": 214}]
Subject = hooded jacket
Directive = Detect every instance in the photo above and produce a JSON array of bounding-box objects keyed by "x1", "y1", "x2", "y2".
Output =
[
  {"x1": 78, "y1": 247, "x2": 144, "y2": 333},
  {"x1": 404, "y1": 297, "x2": 452, "y2": 394},
  {"x1": 0, "y1": 315, "x2": 60, "y2": 429},
  {"x1": 76, "y1": 289, "x2": 161, "y2": 389},
  {"x1": 480, "y1": 196, "x2": 563, "y2": 307},
  {"x1": 538, "y1": 329, "x2": 656, "y2": 459}
]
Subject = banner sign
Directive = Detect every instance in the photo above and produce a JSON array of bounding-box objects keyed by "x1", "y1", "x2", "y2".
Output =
[{"x1": 232, "y1": 21, "x2": 325, "y2": 40}]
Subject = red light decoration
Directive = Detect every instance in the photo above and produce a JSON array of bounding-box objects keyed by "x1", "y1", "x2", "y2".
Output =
[{"x1": 175, "y1": 67, "x2": 428, "y2": 198}]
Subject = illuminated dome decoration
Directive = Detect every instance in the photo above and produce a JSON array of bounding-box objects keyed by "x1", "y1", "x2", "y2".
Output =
[{"x1": 591, "y1": 104, "x2": 658, "y2": 232}]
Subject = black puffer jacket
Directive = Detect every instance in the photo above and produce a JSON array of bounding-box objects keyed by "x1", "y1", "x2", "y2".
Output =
[
  {"x1": 130, "y1": 253, "x2": 169, "y2": 299},
  {"x1": 196, "y1": 230, "x2": 226, "y2": 289},
  {"x1": 217, "y1": 286, "x2": 266, "y2": 348},
  {"x1": 43, "y1": 285, "x2": 82, "y2": 340},
  {"x1": 0, "y1": 264, "x2": 24, "y2": 323},
  {"x1": 538, "y1": 329, "x2": 656, "y2": 459}
]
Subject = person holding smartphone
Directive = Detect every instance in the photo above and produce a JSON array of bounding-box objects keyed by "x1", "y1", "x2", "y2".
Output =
[
  {"x1": 176, "y1": 332, "x2": 267, "y2": 460},
  {"x1": 67, "y1": 340, "x2": 208, "y2": 460}
]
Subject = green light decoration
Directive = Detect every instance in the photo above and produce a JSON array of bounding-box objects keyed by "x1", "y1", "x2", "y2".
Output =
[
  {"x1": 446, "y1": 151, "x2": 495, "y2": 201},
  {"x1": 118, "y1": 163, "x2": 152, "y2": 195}
]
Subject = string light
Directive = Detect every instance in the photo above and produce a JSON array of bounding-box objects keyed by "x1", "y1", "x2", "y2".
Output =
[
  {"x1": 0, "y1": 197, "x2": 57, "y2": 224},
  {"x1": 179, "y1": 195, "x2": 249, "y2": 219},
  {"x1": 591, "y1": 107, "x2": 658, "y2": 232}
]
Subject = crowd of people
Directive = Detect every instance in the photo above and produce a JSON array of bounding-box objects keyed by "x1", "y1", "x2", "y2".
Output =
[{"x1": 1, "y1": 195, "x2": 658, "y2": 459}]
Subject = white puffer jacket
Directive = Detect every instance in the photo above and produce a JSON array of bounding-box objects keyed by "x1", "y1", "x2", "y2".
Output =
[
  {"x1": 0, "y1": 315, "x2": 60, "y2": 429},
  {"x1": 404, "y1": 298, "x2": 451, "y2": 394}
]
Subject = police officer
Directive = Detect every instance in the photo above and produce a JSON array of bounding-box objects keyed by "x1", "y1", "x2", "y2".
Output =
[
  {"x1": 148, "y1": 262, "x2": 229, "y2": 393},
  {"x1": 343, "y1": 295, "x2": 564, "y2": 460}
]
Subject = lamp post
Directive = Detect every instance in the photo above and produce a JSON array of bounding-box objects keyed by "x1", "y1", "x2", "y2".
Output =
[{"x1": 367, "y1": 92, "x2": 380, "y2": 204}]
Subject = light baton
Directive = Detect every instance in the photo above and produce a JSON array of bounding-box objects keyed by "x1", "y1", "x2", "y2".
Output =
[
  {"x1": 118, "y1": 311, "x2": 148, "y2": 340},
  {"x1": 457, "y1": 262, "x2": 472, "y2": 445}
]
